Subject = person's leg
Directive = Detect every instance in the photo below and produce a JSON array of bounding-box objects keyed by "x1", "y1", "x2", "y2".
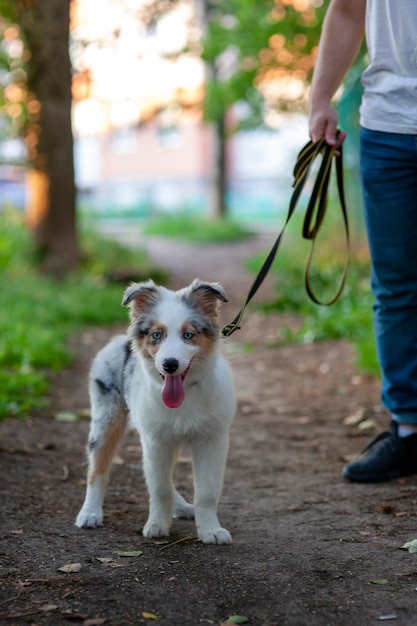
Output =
[{"x1": 343, "y1": 128, "x2": 417, "y2": 482}]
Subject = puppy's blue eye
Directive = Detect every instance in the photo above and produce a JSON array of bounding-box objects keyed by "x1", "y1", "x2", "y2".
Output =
[
  {"x1": 183, "y1": 331, "x2": 194, "y2": 340},
  {"x1": 152, "y1": 330, "x2": 162, "y2": 340}
]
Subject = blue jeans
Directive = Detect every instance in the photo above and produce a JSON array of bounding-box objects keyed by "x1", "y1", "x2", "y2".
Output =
[{"x1": 360, "y1": 127, "x2": 417, "y2": 425}]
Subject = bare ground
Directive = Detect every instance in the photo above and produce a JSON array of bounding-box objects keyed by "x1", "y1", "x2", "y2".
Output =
[{"x1": 1, "y1": 233, "x2": 417, "y2": 626}]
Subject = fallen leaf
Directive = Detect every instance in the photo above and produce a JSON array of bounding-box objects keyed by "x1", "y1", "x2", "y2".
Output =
[
  {"x1": 83, "y1": 619, "x2": 106, "y2": 626},
  {"x1": 377, "y1": 616, "x2": 397, "y2": 621},
  {"x1": 115, "y1": 550, "x2": 143, "y2": 557},
  {"x1": 358, "y1": 419, "x2": 376, "y2": 431},
  {"x1": 36, "y1": 441, "x2": 55, "y2": 450},
  {"x1": 342, "y1": 454, "x2": 358, "y2": 463},
  {"x1": 10, "y1": 529, "x2": 24, "y2": 535},
  {"x1": 401, "y1": 539, "x2": 417, "y2": 553},
  {"x1": 55, "y1": 411, "x2": 79, "y2": 422},
  {"x1": 141, "y1": 612, "x2": 158, "y2": 620},
  {"x1": 379, "y1": 505, "x2": 394, "y2": 514},
  {"x1": 58, "y1": 562, "x2": 82, "y2": 573},
  {"x1": 224, "y1": 616, "x2": 249, "y2": 624},
  {"x1": 343, "y1": 409, "x2": 365, "y2": 426},
  {"x1": 371, "y1": 579, "x2": 389, "y2": 585}
]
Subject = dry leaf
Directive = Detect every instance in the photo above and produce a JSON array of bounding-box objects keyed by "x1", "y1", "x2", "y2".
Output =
[
  {"x1": 379, "y1": 505, "x2": 394, "y2": 514},
  {"x1": 358, "y1": 419, "x2": 376, "y2": 431},
  {"x1": 58, "y1": 562, "x2": 82, "y2": 573},
  {"x1": 36, "y1": 441, "x2": 55, "y2": 450},
  {"x1": 343, "y1": 409, "x2": 365, "y2": 426},
  {"x1": 83, "y1": 619, "x2": 106, "y2": 626},
  {"x1": 341, "y1": 454, "x2": 358, "y2": 463},
  {"x1": 141, "y1": 612, "x2": 158, "y2": 620},
  {"x1": 401, "y1": 539, "x2": 417, "y2": 553}
]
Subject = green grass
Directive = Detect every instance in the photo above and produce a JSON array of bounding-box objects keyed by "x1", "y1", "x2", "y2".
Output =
[
  {"x1": 0, "y1": 210, "x2": 163, "y2": 419},
  {"x1": 142, "y1": 213, "x2": 254, "y2": 243},
  {"x1": 1, "y1": 205, "x2": 379, "y2": 418},
  {"x1": 246, "y1": 217, "x2": 379, "y2": 376}
]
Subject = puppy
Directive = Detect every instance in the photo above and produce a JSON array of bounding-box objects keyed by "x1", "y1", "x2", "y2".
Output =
[{"x1": 75, "y1": 279, "x2": 236, "y2": 544}]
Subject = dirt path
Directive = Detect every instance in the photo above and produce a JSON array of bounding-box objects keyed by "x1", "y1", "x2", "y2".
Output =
[{"x1": 1, "y1": 234, "x2": 417, "y2": 626}]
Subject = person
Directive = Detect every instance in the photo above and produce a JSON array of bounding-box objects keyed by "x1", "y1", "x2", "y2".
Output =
[{"x1": 308, "y1": 0, "x2": 417, "y2": 482}]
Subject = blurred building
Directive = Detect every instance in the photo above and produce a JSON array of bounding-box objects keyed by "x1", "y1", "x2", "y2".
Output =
[{"x1": 71, "y1": 0, "x2": 308, "y2": 223}]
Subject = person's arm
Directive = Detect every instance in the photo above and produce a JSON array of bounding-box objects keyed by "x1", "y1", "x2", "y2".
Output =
[{"x1": 309, "y1": 0, "x2": 366, "y2": 148}]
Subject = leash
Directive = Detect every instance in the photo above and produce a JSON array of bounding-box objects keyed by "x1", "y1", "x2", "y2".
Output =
[{"x1": 221, "y1": 135, "x2": 350, "y2": 338}]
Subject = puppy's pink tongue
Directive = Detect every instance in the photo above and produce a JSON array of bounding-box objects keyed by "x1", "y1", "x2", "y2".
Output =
[{"x1": 162, "y1": 375, "x2": 185, "y2": 408}]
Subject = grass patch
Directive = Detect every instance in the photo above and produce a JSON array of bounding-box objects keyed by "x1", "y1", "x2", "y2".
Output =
[
  {"x1": 0, "y1": 210, "x2": 162, "y2": 419},
  {"x1": 246, "y1": 217, "x2": 378, "y2": 376},
  {"x1": 142, "y1": 213, "x2": 254, "y2": 243}
]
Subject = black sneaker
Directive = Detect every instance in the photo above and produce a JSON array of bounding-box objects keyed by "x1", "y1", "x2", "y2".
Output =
[{"x1": 343, "y1": 422, "x2": 417, "y2": 483}]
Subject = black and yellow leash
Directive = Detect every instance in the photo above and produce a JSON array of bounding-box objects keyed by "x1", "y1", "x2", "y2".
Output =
[{"x1": 221, "y1": 135, "x2": 350, "y2": 338}]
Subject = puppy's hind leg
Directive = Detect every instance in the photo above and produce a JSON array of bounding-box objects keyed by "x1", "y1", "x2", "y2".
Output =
[
  {"x1": 173, "y1": 489, "x2": 194, "y2": 520},
  {"x1": 76, "y1": 383, "x2": 127, "y2": 529}
]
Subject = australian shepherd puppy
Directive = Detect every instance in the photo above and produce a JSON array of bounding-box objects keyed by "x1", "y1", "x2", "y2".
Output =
[{"x1": 75, "y1": 279, "x2": 236, "y2": 544}]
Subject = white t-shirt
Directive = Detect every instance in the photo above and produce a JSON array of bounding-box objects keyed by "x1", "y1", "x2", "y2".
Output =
[{"x1": 359, "y1": 0, "x2": 417, "y2": 133}]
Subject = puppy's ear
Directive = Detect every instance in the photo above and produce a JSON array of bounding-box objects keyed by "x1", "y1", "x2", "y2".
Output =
[
  {"x1": 122, "y1": 280, "x2": 158, "y2": 316},
  {"x1": 186, "y1": 279, "x2": 228, "y2": 315}
]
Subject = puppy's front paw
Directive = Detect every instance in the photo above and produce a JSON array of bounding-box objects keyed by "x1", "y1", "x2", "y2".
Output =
[
  {"x1": 199, "y1": 527, "x2": 232, "y2": 545},
  {"x1": 75, "y1": 508, "x2": 103, "y2": 529},
  {"x1": 143, "y1": 521, "x2": 170, "y2": 539}
]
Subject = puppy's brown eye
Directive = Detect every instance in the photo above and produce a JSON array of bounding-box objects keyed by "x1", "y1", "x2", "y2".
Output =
[{"x1": 183, "y1": 331, "x2": 194, "y2": 340}]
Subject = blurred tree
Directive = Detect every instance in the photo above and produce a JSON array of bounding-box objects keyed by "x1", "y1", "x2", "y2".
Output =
[
  {"x1": 202, "y1": 0, "x2": 326, "y2": 124},
  {"x1": 203, "y1": 0, "x2": 326, "y2": 216},
  {"x1": 0, "y1": 0, "x2": 77, "y2": 279},
  {"x1": 141, "y1": 0, "x2": 326, "y2": 217}
]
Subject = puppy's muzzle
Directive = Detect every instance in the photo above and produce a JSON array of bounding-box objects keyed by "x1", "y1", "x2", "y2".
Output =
[{"x1": 162, "y1": 358, "x2": 179, "y2": 374}]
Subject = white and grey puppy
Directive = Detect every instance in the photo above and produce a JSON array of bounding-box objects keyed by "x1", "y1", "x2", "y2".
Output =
[{"x1": 76, "y1": 279, "x2": 236, "y2": 544}]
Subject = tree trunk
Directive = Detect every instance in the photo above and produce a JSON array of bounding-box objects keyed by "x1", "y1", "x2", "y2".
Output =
[
  {"x1": 196, "y1": 0, "x2": 228, "y2": 219},
  {"x1": 21, "y1": 0, "x2": 78, "y2": 279},
  {"x1": 207, "y1": 112, "x2": 227, "y2": 219}
]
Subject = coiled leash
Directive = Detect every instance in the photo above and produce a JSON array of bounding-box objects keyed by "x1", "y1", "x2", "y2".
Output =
[{"x1": 221, "y1": 135, "x2": 350, "y2": 338}]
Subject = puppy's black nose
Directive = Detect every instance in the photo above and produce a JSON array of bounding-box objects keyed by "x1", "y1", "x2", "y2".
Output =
[{"x1": 162, "y1": 358, "x2": 179, "y2": 374}]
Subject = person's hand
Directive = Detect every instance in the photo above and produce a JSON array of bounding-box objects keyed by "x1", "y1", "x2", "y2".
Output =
[{"x1": 309, "y1": 102, "x2": 346, "y2": 154}]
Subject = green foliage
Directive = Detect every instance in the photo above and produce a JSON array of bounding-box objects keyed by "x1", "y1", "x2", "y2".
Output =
[
  {"x1": 203, "y1": 0, "x2": 327, "y2": 125},
  {"x1": 246, "y1": 222, "x2": 378, "y2": 375},
  {"x1": 0, "y1": 3, "x2": 29, "y2": 141},
  {"x1": 0, "y1": 210, "x2": 155, "y2": 419},
  {"x1": 142, "y1": 213, "x2": 254, "y2": 243}
]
